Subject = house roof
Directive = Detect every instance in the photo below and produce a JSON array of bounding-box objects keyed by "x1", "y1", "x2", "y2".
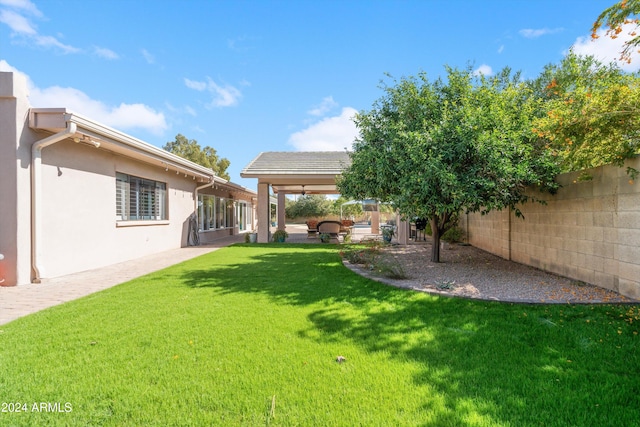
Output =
[
  {"x1": 241, "y1": 151, "x2": 351, "y2": 194},
  {"x1": 241, "y1": 151, "x2": 351, "y2": 176},
  {"x1": 29, "y1": 108, "x2": 255, "y2": 196},
  {"x1": 30, "y1": 108, "x2": 215, "y2": 182}
]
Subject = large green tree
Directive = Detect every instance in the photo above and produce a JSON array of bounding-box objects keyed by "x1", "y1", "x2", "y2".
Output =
[
  {"x1": 329, "y1": 196, "x2": 364, "y2": 218},
  {"x1": 285, "y1": 195, "x2": 332, "y2": 220},
  {"x1": 532, "y1": 53, "x2": 640, "y2": 179},
  {"x1": 163, "y1": 134, "x2": 231, "y2": 180},
  {"x1": 592, "y1": 0, "x2": 640, "y2": 63},
  {"x1": 337, "y1": 68, "x2": 559, "y2": 262}
]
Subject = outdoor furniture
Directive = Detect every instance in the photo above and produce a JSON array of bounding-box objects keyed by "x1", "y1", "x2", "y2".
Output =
[
  {"x1": 306, "y1": 220, "x2": 319, "y2": 238},
  {"x1": 317, "y1": 220, "x2": 342, "y2": 241},
  {"x1": 412, "y1": 218, "x2": 428, "y2": 241},
  {"x1": 339, "y1": 219, "x2": 354, "y2": 240},
  {"x1": 340, "y1": 219, "x2": 354, "y2": 234}
]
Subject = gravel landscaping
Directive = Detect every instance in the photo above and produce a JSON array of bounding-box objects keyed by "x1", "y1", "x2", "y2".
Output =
[{"x1": 344, "y1": 242, "x2": 638, "y2": 304}]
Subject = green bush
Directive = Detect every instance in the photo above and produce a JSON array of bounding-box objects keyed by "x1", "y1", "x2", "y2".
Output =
[
  {"x1": 442, "y1": 226, "x2": 464, "y2": 243},
  {"x1": 340, "y1": 243, "x2": 406, "y2": 279},
  {"x1": 272, "y1": 229, "x2": 289, "y2": 242}
]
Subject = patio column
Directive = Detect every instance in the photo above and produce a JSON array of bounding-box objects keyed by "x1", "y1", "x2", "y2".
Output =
[
  {"x1": 396, "y1": 213, "x2": 409, "y2": 245},
  {"x1": 257, "y1": 182, "x2": 270, "y2": 243},
  {"x1": 277, "y1": 191, "x2": 286, "y2": 231},
  {"x1": 231, "y1": 200, "x2": 237, "y2": 235},
  {"x1": 371, "y1": 210, "x2": 380, "y2": 235}
]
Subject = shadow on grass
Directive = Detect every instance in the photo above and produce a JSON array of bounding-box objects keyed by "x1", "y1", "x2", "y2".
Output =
[{"x1": 177, "y1": 243, "x2": 639, "y2": 426}]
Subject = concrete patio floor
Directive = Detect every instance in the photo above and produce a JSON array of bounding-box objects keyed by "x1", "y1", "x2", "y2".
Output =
[{"x1": 280, "y1": 223, "x2": 381, "y2": 243}]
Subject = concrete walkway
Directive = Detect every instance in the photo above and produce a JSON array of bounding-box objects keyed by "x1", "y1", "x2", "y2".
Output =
[
  {"x1": 0, "y1": 235, "x2": 244, "y2": 326},
  {"x1": 0, "y1": 225, "x2": 384, "y2": 326}
]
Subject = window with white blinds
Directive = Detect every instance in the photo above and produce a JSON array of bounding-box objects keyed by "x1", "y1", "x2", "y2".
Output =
[{"x1": 116, "y1": 172, "x2": 167, "y2": 221}]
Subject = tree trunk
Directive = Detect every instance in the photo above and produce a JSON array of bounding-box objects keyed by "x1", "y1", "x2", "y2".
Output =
[{"x1": 430, "y1": 216, "x2": 441, "y2": 263}]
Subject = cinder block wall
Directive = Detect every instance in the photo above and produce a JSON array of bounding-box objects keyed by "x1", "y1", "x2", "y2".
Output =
[{"x1": 462, "y1": 158, "x2": 640, "y2": 299}]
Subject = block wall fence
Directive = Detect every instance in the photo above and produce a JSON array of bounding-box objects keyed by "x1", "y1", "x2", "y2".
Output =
[{"x1": 459, "y1": 158, "x2": 640, "y2": 300}]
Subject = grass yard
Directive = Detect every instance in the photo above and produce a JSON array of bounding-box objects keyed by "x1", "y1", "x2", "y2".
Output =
[{"x1": 0, "y1": 244, "x2": 638, "y2": 426}]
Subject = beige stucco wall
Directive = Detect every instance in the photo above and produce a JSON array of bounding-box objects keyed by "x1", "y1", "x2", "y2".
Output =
[
  {"x1": 462, "y1": 158, "x2": 640, "y2": 299},
  {"x1": 37, "y1": 139, "x2": 198, "y2": 278},
  {"x1": 1, "y1": 71, "x2": 256, "y2": 285},
  {"x1": 0, "y1": 72, "x2": 38, "y2": 286}
]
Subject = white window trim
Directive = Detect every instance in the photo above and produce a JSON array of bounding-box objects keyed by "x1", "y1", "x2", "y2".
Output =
[
  {"x1": 116, "y1": 220, "x2": 170, "y2": 227},
  {"x1": 197, "y1": 195, "x2": 236, "y2": 231},
  {"x1": 116, "y1": 172, "x2": 168, "y2": 222}
]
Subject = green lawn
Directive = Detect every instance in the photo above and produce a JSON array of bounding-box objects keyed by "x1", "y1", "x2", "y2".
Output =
[{"x1": 0, "y1": 244, "x2": 638, "y2": 426}]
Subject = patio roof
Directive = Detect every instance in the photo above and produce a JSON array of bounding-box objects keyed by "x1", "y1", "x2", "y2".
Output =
[{"x1": 241, "y1": 151, "x2": 351, "y2": 194}]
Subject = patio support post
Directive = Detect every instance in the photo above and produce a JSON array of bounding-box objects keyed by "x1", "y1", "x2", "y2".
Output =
[
  {"x1": 257, "y1": 182, "x2": 270, "y2": 243},
  {"x1": 371, "y1": 210, "x2": 380, "y2": 235},
  {"x1": 396, "y1": 212, "x2": 409, "y2": 245},
  {"x1": 277, "y1": 191, "x2": 286, "y2": 231}
]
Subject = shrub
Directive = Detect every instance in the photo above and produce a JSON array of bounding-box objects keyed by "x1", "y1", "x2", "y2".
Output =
[
  {"x1": 272, "y1": 229, "x2": 289, "y2": 242},
  {"x1": 372, "y1": 256, "x2": 407, "y2": 279},
  {"x1": 340, "y1": 243, "x2": 405, "y2": 278},
  {"x1": 442, "y1": 226, "x2": 464, "y2": 243}
]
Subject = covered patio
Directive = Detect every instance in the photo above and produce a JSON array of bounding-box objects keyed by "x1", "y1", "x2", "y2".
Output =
[{"x1": 241, "y1": 152, "x2": 409, "y2": 243}]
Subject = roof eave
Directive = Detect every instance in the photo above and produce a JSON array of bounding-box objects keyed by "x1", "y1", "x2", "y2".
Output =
[{"x1": 29, "y1": 108, "x2": 215, "y2": 182}]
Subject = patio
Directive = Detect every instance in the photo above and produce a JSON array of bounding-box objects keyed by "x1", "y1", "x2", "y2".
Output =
[{"x1": 277, "y1": 223, "x2": 386, "y2": 244}]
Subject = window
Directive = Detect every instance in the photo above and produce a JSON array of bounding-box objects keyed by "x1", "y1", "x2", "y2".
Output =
[
  {"x1": 236, "y1": 201, "x2": 252, "y2": 231},
  {"x1": 237, "y1": 201, "x2": 246, "y2": 231},
  {"x1": 197, "y1": 195, "x2": 237, "y2": 231},
  {"x1": 226, "y1": 200, "x2": 234, "y2": 228},
  {"x1": 198, "y1": 195, "x2": 215, "y2": 230},
  {"x1": 216, "y1": 197, "x2": 226, "y2": 229},
  {"x1": 116, "y1": 172, "x2": 167, "y2": 221}
]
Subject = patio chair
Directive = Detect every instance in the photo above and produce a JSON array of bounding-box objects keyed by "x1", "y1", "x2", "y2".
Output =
[
  {"x1": 317, "y1": 221, "x2": 342, "y2": 241},
  {"x1": 306, "y1": 220, "x2": 319, "y2": 238}
]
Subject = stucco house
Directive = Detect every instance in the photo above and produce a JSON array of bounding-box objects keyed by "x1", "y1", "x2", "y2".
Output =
[{"x1": 0, "y1": 71, "x2": 256, "y2": 287}]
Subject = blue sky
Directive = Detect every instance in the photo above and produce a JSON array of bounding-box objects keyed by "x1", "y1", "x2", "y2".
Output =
[{"x1": 1, "y1": 0, "x2": 637, "y2": 190}]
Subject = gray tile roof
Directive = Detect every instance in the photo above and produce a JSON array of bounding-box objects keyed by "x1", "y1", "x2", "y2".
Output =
[{"x1": 241, "y1": 151, "x2": 351, "y2": 176}]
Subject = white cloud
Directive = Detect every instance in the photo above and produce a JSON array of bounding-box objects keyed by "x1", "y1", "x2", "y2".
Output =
[
  {"x1": 519, "y1": 27, "x2": 563, "y2": 39},
  {"x1": 107, "y1": 103, "x2": 166, "y2": 133},
  {"x1": 0, "y1": 0, "x2": 80, "y2": 54},
  {"x1": 165, "y1": 101, "x2": 197, "y2": 118},
  {"x1": 34, "y1": 34, "x2": 79, "y2": 53},
  {"x1": 571, "y1": 23, "x2": 640, "y2": 72},
  {"x1": 0, "y1": 58, "x2": 23, "y2": 74},
  {"x1": 184, "y1": 76, "x2": 242, "y2": 107},
  {"x1": 308, "y1": 96, "x2": 338, "y2": 116},
  {"x1": 184, "y1": 78, "x2": 207, "y2": 91},
  {"x1": 288, "y1": 107, "x2": 358, "y2": 151},
  {"x1": 206, "y1": 79, "x2": 241, "y2": 107},
  {"x1": 141, "y1": 48, "x2": 155, "y2": 64},
  {"x1": 0, "y1": 0, "x2": 42, "y2": 17},
  {"x1": 497, "y1": 45, "x2": 504, "y2": 54},
  {"x1": 0, "y1": 9, "x2": 35, "y2": 34},
  {"x1": 31, "y1": 86, "x2": 167, "y2": 135},
  {"x1": 473, "y1": 64, "x2": 493, "y2": 76},
  {"x1": 0, "y1": 60, "x2": 168, "y2": 135},
  {"x1": 93, "y1": 46, "x2": 119, "y2": 60}
]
